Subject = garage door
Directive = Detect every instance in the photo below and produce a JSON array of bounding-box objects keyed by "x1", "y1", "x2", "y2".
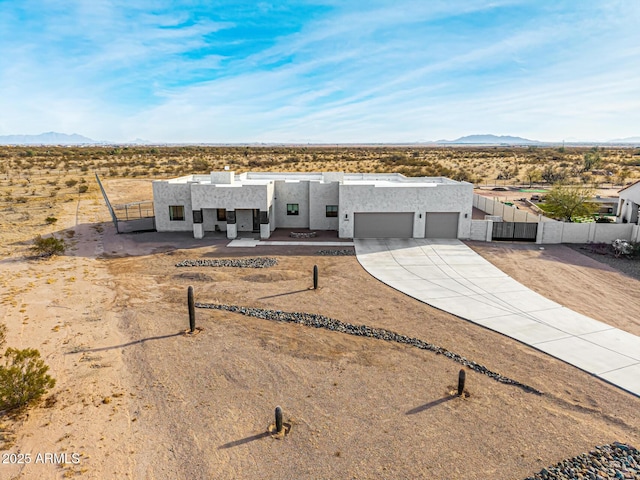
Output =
[
  {"x1": 425, "y1": 212, "x2": 459, "y2": 239},
  {"x1": 354, "y1": 212, "x2": 414, "y2": 238}
]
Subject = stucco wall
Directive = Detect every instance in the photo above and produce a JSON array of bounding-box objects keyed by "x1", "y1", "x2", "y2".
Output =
[
  {"x1": 536, "y1": 221, "x2": 636, "y2": 244},
  {"x1": 539, "y1": 221, "x2": 563, "y2": 243},
  {"x1": 620, "y1": 182, "x2": 640, "y2": 204},
  {"x1": 592, "y1": 224, "x2": 635, "y2": 243},
  {"x1": 274, "y1": 180, "x2": 310, "y2": 228},
  {"x1": 470, "y1": 220, "x2": 492, "y2": 241},
  {"x1": 191, "y1": 184, "x2": 270, "y2": 210},
  {"x1": 309, "y1": 181, "x2": 339, "y2": 230},
  {"x1": 202, "y1": 208, "x2": 226, "y2": 232},
  {"x1": 473, "y1": 194, "x2": 539, "y2": 223},
  {"x1": 338, "y1": 182, "x2": 473, "y2": 239},
  {"x1": 236, "y1": 209, "x2": 254, "y2": 232},
  {"x1": 560, "y1": 223, "x2": 589, "y2": 243},
  {"x1": 152, "y1": 180, "x2": 194, "y2": 232}
]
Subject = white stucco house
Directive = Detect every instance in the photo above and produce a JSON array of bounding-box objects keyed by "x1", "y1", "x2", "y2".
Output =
[
  {"x1": 152, "y1": 171, "x2": 473, "y2": 240},
  {"x1": 617, "y1": 180, "x2": 640, "y2": 224}
]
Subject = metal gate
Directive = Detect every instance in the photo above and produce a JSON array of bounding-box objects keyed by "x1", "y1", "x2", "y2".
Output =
[{"x1": 492, "y1": 222, "x2": 538, "y2": 241}]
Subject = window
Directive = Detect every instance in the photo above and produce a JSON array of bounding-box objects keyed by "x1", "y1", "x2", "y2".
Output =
[
  {"x1": 217, "y1": 208, "x2": 227, "y2": 221},
  {"x1": 287, "y1": 204, "x2": 299, "y2": 216},
  {"x1": 326, "y1": 205, "x2": 338, "y2": 217},
  {"x1": 169, "y1": 205, "x2": 184, "y2": 221}
]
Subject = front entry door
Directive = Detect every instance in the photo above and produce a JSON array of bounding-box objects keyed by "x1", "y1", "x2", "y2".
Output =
[{"x1": 252, "y1": 209, "x2": 260, "y2": 232}]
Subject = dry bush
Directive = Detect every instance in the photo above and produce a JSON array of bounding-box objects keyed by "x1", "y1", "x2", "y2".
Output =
[{"x1": 0, "y1": 348, "x2": 56, "y2": 412}]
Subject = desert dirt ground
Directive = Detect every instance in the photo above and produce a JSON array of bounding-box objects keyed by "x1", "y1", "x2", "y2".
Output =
[{"x1": 0, "y1": 178, "x2": 639, "y2": 479}]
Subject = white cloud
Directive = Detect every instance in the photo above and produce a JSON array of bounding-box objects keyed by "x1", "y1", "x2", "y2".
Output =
[{"x1": 1, "y1": 0, "x2": 639, "y2": 142}]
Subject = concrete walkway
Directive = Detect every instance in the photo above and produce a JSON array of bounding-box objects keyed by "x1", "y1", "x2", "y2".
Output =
[
  {"x1": 227, "y1": 238, "x2": 354, "y2": 247},
  {"x1": 354, "y1": 238, "x2": 640, "y2": 397}
]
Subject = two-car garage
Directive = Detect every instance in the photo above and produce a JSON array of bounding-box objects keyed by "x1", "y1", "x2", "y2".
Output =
[{"x1": 353, "y1": 212, "x2": 459, "y2": 239}]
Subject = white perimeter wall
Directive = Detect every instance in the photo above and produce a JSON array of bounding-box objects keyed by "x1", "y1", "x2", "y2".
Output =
[
  {"x1": 538, "y1": 221, "x2": 640, "y2": 244},
  {"x1": 470, "y1": 220, "x2": 492, "y2": 241},
  {"x1": 339, "y1": 182, "x2": 473, "y2": 239},
  {"x1": 473, "y1": 194, "x2": 540, "y2": 222}
]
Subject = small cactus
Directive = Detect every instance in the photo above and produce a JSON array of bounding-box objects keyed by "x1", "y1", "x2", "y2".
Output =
[
  {"x1": 313, "y1": 265, "x2": 318, "y2": 290},
  {"x1": 457, "y1": 369, "x2": 466, "y2": 396},
  {"x1": 275, "y1": 406, "x2": 283, "y2": 433},
  {"x1": 188, "y1": 286, "x2": 196, "y2": 333}
]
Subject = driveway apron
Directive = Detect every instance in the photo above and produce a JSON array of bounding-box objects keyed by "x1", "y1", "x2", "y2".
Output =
[{"x1": 354, "y1": 238, "x2": 640, "y2": 397}]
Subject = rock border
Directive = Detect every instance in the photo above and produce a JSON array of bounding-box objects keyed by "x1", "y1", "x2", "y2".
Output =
[
  {"x1": 290, "y1": 232, "x2": 317, "y2": 238},
  {"x1": 195, "y1": 303, "x2": 542, "y2": 395},
  {"x1": 316, "y1": 249, "x2": 355, "y2": 256},
  {"x1": 175, "y1": 258, "x2": 278, "y2": 268},
  {"x1": 523, "y1": 442, "x2": 639, "y2": 480}
]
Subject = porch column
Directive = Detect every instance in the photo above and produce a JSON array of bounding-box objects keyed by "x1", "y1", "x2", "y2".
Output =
[
  {"x1": 226, "y1": 210, "x2": 237, "y2": 239},
  {"x1": 259, "y1": 210, "x2": 270, "y2": 239}
]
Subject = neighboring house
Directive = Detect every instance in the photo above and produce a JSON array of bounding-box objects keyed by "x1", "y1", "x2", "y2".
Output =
[
  {"x1": 617, "y1": 181, "x2": 640, "y2": 224},
  {"x1": 587, "y1": 196, "x2": 618, "y2": 215},
  {"x1": 152, "y1": 171, "x2": 473, "y2": 240}
]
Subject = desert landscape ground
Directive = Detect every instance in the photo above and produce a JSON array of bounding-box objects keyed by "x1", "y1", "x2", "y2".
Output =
[{"x1": 0, "y1": 146, "x2": 639, "y2": 479}]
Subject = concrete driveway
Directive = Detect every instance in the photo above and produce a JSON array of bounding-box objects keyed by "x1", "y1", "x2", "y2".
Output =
[{"x1": 354, "y1": 238, "x2": 640, "y2": 397}]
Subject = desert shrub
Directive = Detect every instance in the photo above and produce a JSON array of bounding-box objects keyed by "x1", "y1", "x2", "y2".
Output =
[
  {"x1": 31, "y1": 235, "x2": 65, "y2": 257},
  {"x1": 78, "y1": 184, "x2": 88, "y2": 193},
  {"x1": 65, "y1": 179, "x2": 78, "y2": 187},
  {"x1": 192, "y1": 159, "x2": 209, "y2": 171},
  {"x1": 45, "y1": 216, "x2": 58, "y2": 224},
  {"x1": 0, "y1": 324, "x2": 6, "y2": 349},
  {"x1": 0, "y1": 348, "x2": 56, "y2": 412}
]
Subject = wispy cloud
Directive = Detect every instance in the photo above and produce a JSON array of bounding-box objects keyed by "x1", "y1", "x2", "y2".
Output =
[{"x1": 0, "y1": 1, "x2": 639, "y2": 142}]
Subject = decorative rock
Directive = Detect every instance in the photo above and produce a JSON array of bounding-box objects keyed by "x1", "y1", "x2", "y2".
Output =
[
  {"x1": 195, "y1": 302, "x2": 542, "y2": 395},
  {"x1": 290, "y1": 232, "x2": 317, "y2": 238},
  {"x1": 316, "y1": 249, "x2": 355, "y2": 256},
  {"x1": 176, "y1": 257, "x2": 277, "y2": 268},
  {"x1": 524, "y1": 443, "x2": 640, "y2": 480}
]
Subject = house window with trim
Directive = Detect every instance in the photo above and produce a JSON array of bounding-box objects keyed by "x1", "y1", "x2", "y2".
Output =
[
  {"x1": 287, "y1": 204, "x2": 299, "y2": 216},
  {"x1": 326, "y1": 205, "x2": 338, "y2": 217},
  {"x1": 217, "y1": 208, "x2": 227, "y2": 221},
  {"x1": 169, "y1": 205, "x2": 185, "y2": 221}
]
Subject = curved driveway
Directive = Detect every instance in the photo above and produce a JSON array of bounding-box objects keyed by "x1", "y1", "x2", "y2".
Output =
[{"x1": 354, "y1": 238, "x2": 640, "y2": 397}]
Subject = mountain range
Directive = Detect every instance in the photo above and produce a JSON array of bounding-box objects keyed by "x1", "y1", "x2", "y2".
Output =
[
  {"x1": 0, "y1": 132, "x2": 98, "y2": 145},
  {"x1": 436, "y1": 134, "x2": 539, "y2": 145},
  {"x1": 0, "y1": 132, "x2": 638, "y2": 146}
]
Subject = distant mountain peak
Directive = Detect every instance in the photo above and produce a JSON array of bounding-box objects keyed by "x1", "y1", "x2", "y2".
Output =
[
  {"x1": 607, "y1": 136, "x2": 640, "y2": 144},
  {"x1": 0, "y1": 132, "x2": 98, "y2": 145},
  {"x1": 438, "y1": 134, "x2": 539, "y2": 145}
]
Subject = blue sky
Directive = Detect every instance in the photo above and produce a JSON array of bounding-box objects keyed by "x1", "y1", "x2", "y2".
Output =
[{"x1": 0, "y1": 0, "x2": 639, "y2": 143}]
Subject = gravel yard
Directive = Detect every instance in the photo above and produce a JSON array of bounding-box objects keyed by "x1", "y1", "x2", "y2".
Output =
[{"x1": 566, "y1": 243, "x2": 640, "y2": 281}]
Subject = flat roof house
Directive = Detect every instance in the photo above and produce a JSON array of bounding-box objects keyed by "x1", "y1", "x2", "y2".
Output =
[{"x1": 152, "y1": 171, "x2": 473, "y2": 239}]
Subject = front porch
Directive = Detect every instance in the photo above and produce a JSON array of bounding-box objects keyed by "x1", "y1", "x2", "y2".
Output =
[{"x1": 193, "y1": 207, "x2": 271, "y2": 240}]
